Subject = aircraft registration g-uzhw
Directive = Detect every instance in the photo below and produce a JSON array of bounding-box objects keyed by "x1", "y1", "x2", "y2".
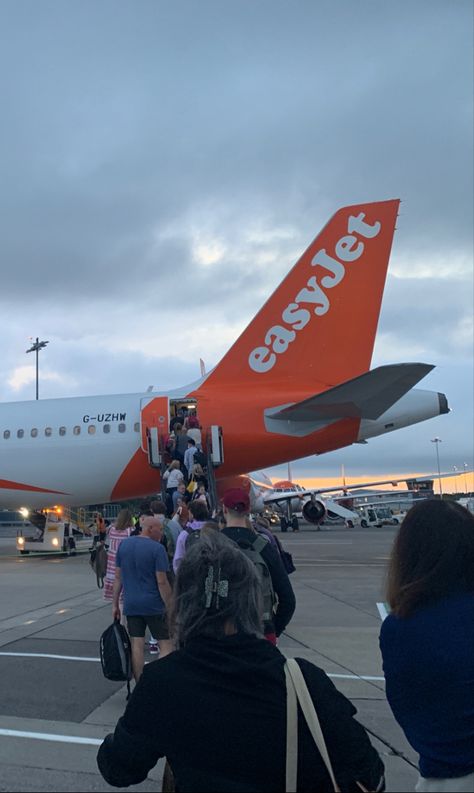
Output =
[{"x1": 0, "y1": 199, "x2": 449, "y2": 515}]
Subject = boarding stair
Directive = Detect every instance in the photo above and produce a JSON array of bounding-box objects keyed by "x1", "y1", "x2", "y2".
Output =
[{"x1": 205, "y1": 426, "x2": 224, "y2": 514}]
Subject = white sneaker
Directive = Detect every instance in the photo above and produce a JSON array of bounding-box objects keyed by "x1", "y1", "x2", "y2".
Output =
[{"x1": 149, "y1": 643, "x2": 159, "y2": 655}]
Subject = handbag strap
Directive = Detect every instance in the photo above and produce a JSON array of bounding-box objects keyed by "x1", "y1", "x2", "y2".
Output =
[
  {"x1": 285, "y1": 663, "x2": 298, "y2": 792},
  {"x1": 285, "y1": 658, "x2": 340, "y2": 793}
]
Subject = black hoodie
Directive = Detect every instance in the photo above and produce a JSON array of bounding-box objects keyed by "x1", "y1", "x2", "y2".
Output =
[{"x1": 97, "y1": 634, "x2": 384, "y2": 792}]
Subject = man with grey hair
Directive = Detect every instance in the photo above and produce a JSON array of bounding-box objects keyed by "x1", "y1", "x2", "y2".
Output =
[
  {"x1": 221, "y1": 488, "x2": 296, "y2": 643},
  {"x1": 113, "y1": 514, "x2": 173, "y2": 681}
]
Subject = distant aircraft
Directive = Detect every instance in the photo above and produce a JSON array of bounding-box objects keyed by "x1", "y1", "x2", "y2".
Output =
[
  {"x1": 0, "y1": 199, "x2": 449, "y2": 512},
  {"x1": 247, "y1": 472, "x2": 456, "y2": 531}
]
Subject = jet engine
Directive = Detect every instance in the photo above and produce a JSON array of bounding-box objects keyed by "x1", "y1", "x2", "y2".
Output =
[{"x1": 302, "y1": 499, "x2": 326, "y2": 525}]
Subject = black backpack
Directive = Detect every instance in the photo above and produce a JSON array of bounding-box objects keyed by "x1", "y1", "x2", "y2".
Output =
[
  {"x1": 89, "y1": 542, "x2": 108, "y2": 588},
  {"x1": 184, "y1": 525, "x2": 202, "y2": 548},
  {"x1": 100, "y1": 620, "x2": 132, "y2": 698},
  {"x1": 194, "y1": 450, "x2": 207, "y2": 468}
]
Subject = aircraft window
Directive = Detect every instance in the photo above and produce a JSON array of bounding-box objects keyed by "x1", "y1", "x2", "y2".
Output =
[
  {"x1": 17, "y1": 429, "x2": 24, "y2": 439},
  {"x1": 88, "y1": 425, "x2": 96, "y2": 435},
  {"x1": 103, "y1": 424, "x2": 111, "y2": 434},
  {"x1": 134, "y1": 422, "x2": 140, "y2": 432},
  {"x1": 73, "y1": 426, "x2": 81, "y2": 436},
  {"x1": 45, "y1": 427, "x2": 52, "y2": 437},
  {"x1": 59, "y1": 426, "x2": 66, "y2": 436},
  {"x1": 31, "y1": 428, "x2": 38, "y2": 438},
  {"x1": 3, "y1": 430, "x2": 10, "y2": 439},
  {"x1": 118, "y1": 423, "x2": 126, "y2": 433}
]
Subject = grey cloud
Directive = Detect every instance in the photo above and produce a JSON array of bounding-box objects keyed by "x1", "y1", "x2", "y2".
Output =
[
  {"x1": 376, "y1": 274, "x2": 474, "y2": 360},
  {"x1": 0, "y1": 0, "x2": 472, "y2": 478}
]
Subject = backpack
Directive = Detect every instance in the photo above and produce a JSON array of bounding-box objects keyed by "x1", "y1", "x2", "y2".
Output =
[
  {"x1": 184, "y1": 528, "x2": 276, "y2": 624},
  {"x1": 194, "y1": 450, "x2": 207, "y2": 468},
  {"x1": 89, "y1": 542, "x2": 108, "y2": 588},
  {"x1": 99, "y1": 620, "x2": 132, "y2": 698},
  {"x1": 233, "y1": 534, "x2": 276, "y2": 624},
  {"x1": 162, "y1": 519, "x2": 177, "y2": 561},
  {"x1": 184, "y1": 525, "x2": 202, "y2": 549},
  {"x1": 257, "y1": 527, "x2": 296, "y2": 575}
]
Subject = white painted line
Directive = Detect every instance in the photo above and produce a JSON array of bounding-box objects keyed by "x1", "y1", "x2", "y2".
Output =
[
  {"x1": 0, "y1": 652, "x2": 100, "y2": 662},
  {"x1": 328, "y1": 673, "x2": 384, "y2": 682},
  {"x1": 0, "y1": 651, "x2": 385, "y2": 682},
  {"x1": 294, "y1": 562, "x2": 385, "y2": 567},
  {"x1": 0, "y1": 728, "x2": 102, "y2": 746}
]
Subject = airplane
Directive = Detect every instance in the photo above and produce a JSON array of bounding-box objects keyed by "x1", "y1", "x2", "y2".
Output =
[
  {"x1": 0, "y1": 199, "x2": 450, "y2": 516},
  {"x1": 247, "y1": 471, "x2": 460, "y2": 531}
]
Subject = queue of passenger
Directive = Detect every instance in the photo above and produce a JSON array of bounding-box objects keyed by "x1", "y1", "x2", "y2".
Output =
[
  {"x1": 98, "y1": 476, "x2": 473, "y2": 792},
  {"x1": 160, "y1": 410, "x2": 210, "y2": 517},
  {"x1": 98, "y1": 527, "x2": 385, "y2": 792}
]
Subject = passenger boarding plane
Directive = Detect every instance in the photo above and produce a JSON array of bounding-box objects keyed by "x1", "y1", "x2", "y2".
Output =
[{"x1": 0, "y1": 200, "x2": 449, "y2": 514}]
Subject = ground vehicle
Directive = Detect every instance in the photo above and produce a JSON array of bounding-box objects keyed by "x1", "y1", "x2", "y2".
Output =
[
  {"x1": 16, "y1": 508, "x2": 93, "y2": 555},
  {"x1": 356, "y1": 505, "x2": 396, "y2": 528},
  {"x1": 390, "y1": 511, "x2": 407, "y2": 524}
]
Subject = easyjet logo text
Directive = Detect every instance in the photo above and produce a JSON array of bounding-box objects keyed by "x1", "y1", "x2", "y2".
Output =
[{"x1": 248, "y1": 212, "x2": 381, "y2": 373}]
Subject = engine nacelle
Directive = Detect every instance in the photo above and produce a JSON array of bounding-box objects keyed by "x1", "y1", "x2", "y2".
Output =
[{"x1": 302, "y1": 499, "x2": 326, "y2": 525}]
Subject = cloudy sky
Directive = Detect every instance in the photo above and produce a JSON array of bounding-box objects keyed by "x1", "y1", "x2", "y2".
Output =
[{"x1": 0, "y1": 1, "x2": 472, "y2": 486}]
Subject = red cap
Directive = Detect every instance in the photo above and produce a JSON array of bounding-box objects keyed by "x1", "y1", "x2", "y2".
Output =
[{"x1": 222, "y1": 488, "x2": 250, "y2": 513}]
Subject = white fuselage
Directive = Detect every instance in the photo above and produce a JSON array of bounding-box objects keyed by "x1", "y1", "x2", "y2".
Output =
[
  {"x1": 0, "y1": 386, "x2": 447, "y2": 511},
  {"x1": 0, "y1": 393, "x2": 143, "y2": 508}
]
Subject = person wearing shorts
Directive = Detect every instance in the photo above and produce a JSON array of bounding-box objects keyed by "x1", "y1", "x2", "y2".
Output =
[
  {"x1": 127, "y1": 614, "x2": 169, "y2": 642},
  {"x1": 113, "y1": 515, "x2": 173, "y2": 681}
]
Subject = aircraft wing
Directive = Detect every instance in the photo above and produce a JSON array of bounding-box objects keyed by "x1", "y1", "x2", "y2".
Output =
[
  {"x1": 264, "y1": 491, "x2": 305, "y2": 505},
  {"x1": 289, "y1": 470, "x2": 465, "y2": 498},
  {"x1": 265, "y1": 363, "x2": 434, "y2": 423}
]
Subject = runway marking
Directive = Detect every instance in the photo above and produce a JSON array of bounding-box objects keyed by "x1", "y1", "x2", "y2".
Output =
[
  {"x1": 0, "y1": 652, "x2": 100, "y2": 662},
  {"x1": 293, "y1": 562, "x2": 385, "y2": 567},
  {"x1": 0, "y1": 651, "x2": 384, "y2": 681},
  {"x1": 328, "y1": 673, "x2": 384, "y2": 682},
  {"x1": 0, "y1": 728, "x2": 102, "y2": 746}
]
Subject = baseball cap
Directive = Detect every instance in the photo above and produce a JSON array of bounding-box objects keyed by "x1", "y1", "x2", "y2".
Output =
[{"x1": 222, "y1": 488, "x2": 250, "y2": 513}]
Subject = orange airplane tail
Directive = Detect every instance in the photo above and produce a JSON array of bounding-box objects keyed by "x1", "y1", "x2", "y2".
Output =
[{"x1": 201, "y1": 199, "x2": 400, "y2": 394}]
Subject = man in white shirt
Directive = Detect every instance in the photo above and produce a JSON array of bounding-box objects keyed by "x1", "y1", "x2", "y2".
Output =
[{"x1": 184, "y1": 438, "x2": 197, "y2": 478}]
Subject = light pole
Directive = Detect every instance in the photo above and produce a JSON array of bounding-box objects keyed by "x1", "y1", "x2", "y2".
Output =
[
  {"x1": 26, "y1": 337, "x2": 49, "y2": 400},
  {"x1": 431, "y1": 437, "x2": 442, "y2": 498},
  {"x1": 463, "y1": 463, "x2": 469, "y2": 494},
  {"x1": 453, "y1": 466, "x2": 458, "y2": 494}
]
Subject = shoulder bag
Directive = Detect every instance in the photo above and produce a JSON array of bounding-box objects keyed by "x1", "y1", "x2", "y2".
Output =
[{"x1": 285, "y1": 658, "x2": 341, "y2": 792}]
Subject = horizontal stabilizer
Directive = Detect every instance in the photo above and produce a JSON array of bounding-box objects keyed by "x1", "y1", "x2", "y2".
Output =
[{"x1": 265, "y1": 363, "x2": 434, "y2": 424}]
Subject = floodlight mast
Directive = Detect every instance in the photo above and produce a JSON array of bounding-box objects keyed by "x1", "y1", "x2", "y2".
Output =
[
  {"x1": 25, "y1": 337, "x2": 49, "y2": 400},
  {"x1": 430, "y1": 437, "x2": 443, "y2": 498}
]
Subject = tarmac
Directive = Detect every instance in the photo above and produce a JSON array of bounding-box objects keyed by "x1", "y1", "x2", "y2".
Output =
[{"x1": 0, "y1": 524, "x2": 419, "y2": 792}]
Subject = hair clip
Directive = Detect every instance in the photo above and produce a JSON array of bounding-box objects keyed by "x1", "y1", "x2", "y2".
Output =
[{"x1": 204, "y1": 565, "x2": 229, "y2": 609}]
